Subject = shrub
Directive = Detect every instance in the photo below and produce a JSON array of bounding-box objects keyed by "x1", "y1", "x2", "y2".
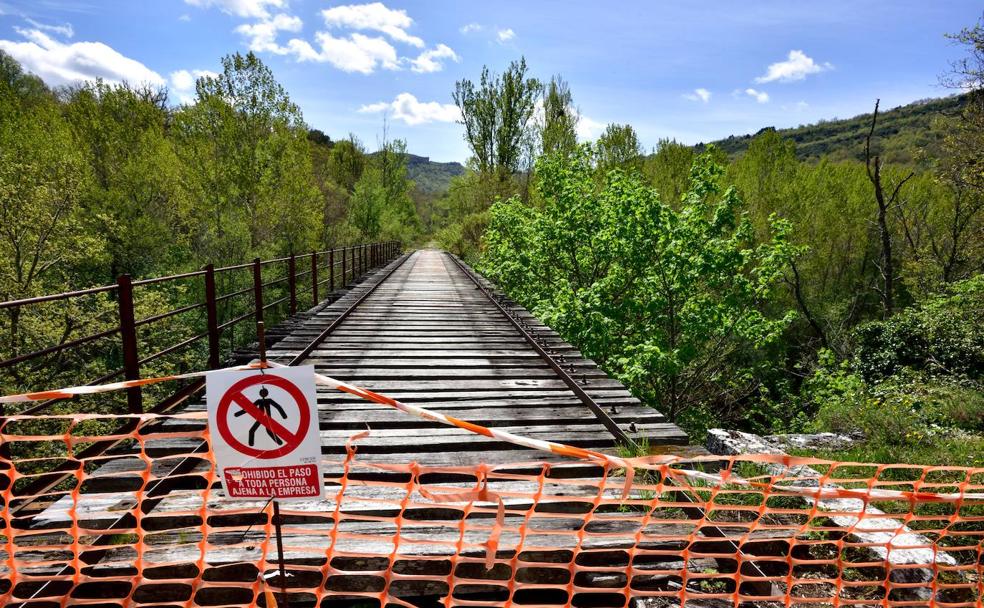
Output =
[{"x1": 854, "y1": 275, "x2": 984, "y2": 382}]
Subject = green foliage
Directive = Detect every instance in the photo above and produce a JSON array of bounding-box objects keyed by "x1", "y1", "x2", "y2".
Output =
[
  {"x1": 481, "y1": 145, "x2": 797, "y2": 436},
  {"x1": 808, "y1": 276, "x2": 984, "y2": 462},
  {"x1": 328, "y1": 135, "x2": 366, "y2": 193},
  {"x1": 704, "y1": 95, "x2": 966, "y2": 167},
  {"x1": 173, "y1": 51, "x2": 321, "y2": 260},
  {"x1": 428, "y1": 168, "x2": 502, "y2": 260},
  {"x1": 643, "y1": 138, "x2": 695, "y2": 205},
  {"x1": 0, "y1": 56, "x2": 99, "y2": 303},
  {"x1": 349, "y1": 138, "x2": 421, "y2": 245},
  {"x1": 540, "y1": 76, "x2": 578, "y2": 157},
  {"x1": 435, "y1": 211, "x2": 488, "y2": 262},
  {"x1": 595, "y1": 123, "x2": 644, "y2": 173},
  {"x1": 64, "y1": 81, "x2": 189, "y2": 278},
  {"x1": 810, "y1": 366, "x2": 984, "y2": 453},
  {"x1": 0, "y1": 49, "x2": 417, "y2": 407},
  {"x1": 453, "y1": 57, "x2": 542, "y2": 190},
  {"x1": 854, "y1": 275, "x2": 984, "y2": 382}
]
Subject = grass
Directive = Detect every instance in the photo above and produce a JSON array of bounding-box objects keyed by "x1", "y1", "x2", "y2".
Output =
[{"x1": 792, "y1": 434, "x2": 984, "y2": 469}]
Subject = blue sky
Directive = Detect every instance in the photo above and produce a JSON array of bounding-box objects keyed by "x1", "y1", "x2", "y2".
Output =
[{"x1": 0, "y1": 1, "x2": 979, "y2": 162}]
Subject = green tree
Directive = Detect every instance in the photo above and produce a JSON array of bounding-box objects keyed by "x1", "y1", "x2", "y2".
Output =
[
  {"x1": 173, "y1": 51, "x2": 319, "y2": 260},
  {"x1": 595, "y1": 123, "x2": 643, "y2": 173},
  {"x1": 453, "y1": 57, "x2": 542, "y2": 194},
  {"x1": 0, "y1": 50, "x2": 53, "y2": 110},
  {"x1": 540, "y1": 76, "x2": 578, "y2": 157},
  {"x1": 481, "y1": 145, "x2": 797, "y2": 435},
  {"x1": 643, "y1": 138, "x2": 695, "y2": 205},
  {"x1": 64, "y1": 81, "x2": 188, "y2": 279},
  {"x1": 0, "y1": 53, "x2": 104, "y2": 374},
  {"x1": 729, "y1": 128, "x2": 798, "y2": 229},
  {"x1": 349, "y1": 136, "x2": 420, "y2": 244},
  {"x1": 349, "y1": 170, "x2": 385, "y2": 239},
  {"x1": 328, "y1": 135, "x2": 366, "y2": 193},
  {"x1": 919, "y1": 17, "x2": 984, "y2": 287}
]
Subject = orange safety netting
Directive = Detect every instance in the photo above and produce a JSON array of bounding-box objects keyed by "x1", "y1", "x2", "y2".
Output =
[{"x1": 1, "y1": 411, "x2": 983, "y2": 608}]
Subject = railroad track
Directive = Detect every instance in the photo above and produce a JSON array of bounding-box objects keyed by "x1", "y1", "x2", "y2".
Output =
[{"x1": 264, "y1": 249, "x2": 687, "y2": 465}]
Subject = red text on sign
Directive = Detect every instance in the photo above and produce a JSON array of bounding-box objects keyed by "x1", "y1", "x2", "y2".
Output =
[{"x1": 222, "y1": 465, "x2": 321, "y2": 498}]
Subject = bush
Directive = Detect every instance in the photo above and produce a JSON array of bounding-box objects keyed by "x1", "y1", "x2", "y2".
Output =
[
  {"x1": 809, "y1": 355, "x2": 984, "y2": 446},
  {"x1": 854, "y1": 275, "x2": 984, "y2": 382},
  {"x1": 435, "y1": 211, "x2": 488, "y2": 262}
]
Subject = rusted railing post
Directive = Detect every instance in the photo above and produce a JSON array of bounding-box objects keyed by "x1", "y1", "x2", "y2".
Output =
[
  {"x1": 329, "y1": 248, "x2": 335, "y2": 292},
  {"x1": 204, "y1": 264, "x2": 220, "y2": 369},
  {"x1": 350, "y1": 247, "x2": 356, "y2": 282},
  {"x1": 253, "y1": 258, "x2": 264, "y2": 325},
  {"x1": 288, "y1": 252, "x2": 297, "y2": 316},
  {"x1": 311, "y1": 251, "x2": 318, "y2": 307},
  {"x1": 117, "y1": 274, "x2": 143, "y2": 414},
  {"x1": 341, "y1": 247, "x2": 347, "y2": 287}
]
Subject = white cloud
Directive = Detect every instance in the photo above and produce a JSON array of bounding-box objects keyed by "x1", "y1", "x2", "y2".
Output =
[
  {"x1": 683, "y1": 87, "x2": 711, "y2": 103},
  {"x1": 0, "y1": 26, "x2": 164, "y2": 88},
  {"x1": 358, "y1": 92, "x2": 460, "y2": 125},
  {"x1": 169, "y1": 68, "x2": 218, "y2": 103},
  {"x1": 321, "y1": 2, "x2": 423, "y2": 48},
  {"x1": 209, "y1": 1, "x2": 452, "y2": 76},
  {"x1": 236, "y1": 12, "x2": 302, "y2": 54},
  {"x1": 496, "y1": 28, "x2": 515, "y2": 43},
  {"x1": 755, "y1": 49, "x2": 832, "y2": 83},
  {"x1": 744, "y1": 88, "x2": 770, "y2": 103},
  {"x1": 576, "y1": 114, "x2": 606, "y2": 141},
  {"x1": 24, "y1": 18, "x2": 74, "y2": 38},
  {"x1": 183, "y1": 0, "x2": 285, "y2": 19},
  {"x1": 460, "y1": 23, "x2": 481, "y2": 34},
  {"x1": 288, "y1": 31, "x2": 399, "y2": 74},
  {"x1": 410, "y1": 43, "x2": 459, "y2": 73},
  {"x1": 178, "y1": 13, "x2": 192, "y2": 22}
]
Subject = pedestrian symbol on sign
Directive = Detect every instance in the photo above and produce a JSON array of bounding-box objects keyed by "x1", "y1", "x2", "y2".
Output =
[
  {"x1": 234, "y1": 386, "x2": 288, "y2": 446},
  {"x1": 207, "y1": 365, "x2": 323, "y2": 501}
]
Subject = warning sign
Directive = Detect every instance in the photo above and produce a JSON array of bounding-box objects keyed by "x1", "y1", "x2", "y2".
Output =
[{"x1": 206, "y1": 365, "x2": 323, "y2": 500}]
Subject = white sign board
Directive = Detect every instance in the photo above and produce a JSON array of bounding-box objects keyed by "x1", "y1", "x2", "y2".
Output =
[{"x1": 206, "y1": 365, "x2": 323, "y2": 501}]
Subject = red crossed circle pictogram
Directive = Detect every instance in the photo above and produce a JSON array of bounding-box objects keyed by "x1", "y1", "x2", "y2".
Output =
[{"x1": 215, "y1": 374, "x2": 311, "y2": 459}]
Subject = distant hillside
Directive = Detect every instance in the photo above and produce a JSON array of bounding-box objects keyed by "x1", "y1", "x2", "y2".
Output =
[
  {"x1": 307, "y1": 130, "x2": 465, "y2": 197},
  {"x1": 701, "y1": 94, "x2": 966, "y2": 167},
  {"x1": 405, "y1": 154, "x2": 466, "y2": 196}
]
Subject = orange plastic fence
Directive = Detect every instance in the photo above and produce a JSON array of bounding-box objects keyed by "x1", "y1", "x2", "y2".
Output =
[{"x1": 1, "y1": 411, "x2": 982, "y2": 608}]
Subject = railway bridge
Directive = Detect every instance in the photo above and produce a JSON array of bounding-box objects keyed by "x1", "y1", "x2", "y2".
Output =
[{"x1": 2, "y1": 246, "x2": 971, "y2": 607}]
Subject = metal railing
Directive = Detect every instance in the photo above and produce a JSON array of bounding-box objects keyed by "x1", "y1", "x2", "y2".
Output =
[{"x1": 0, "y1": 242, "x2": 401, "y2": 417}]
